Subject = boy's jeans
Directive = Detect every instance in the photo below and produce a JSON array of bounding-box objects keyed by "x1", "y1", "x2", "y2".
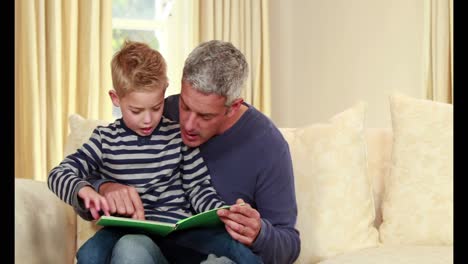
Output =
[
  {"x1": 76, "y1": 226, "x2": 263, "y2": 264},
  {"x1": 76, "y1": 227, "x2": 169, "y2": 264}
]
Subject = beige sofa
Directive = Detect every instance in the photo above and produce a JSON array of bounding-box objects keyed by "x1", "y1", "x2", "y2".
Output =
[{"x1": 15, "y1": 93, "x2": 453, "y2": 264}]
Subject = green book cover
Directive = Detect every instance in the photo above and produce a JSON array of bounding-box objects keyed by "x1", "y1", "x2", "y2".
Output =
[{"x1": 96, "y1": 205, "x2": 230, "y2": 237}]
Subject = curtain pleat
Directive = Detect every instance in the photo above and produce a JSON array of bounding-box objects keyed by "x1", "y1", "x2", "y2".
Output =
[
  {"x1": 196, "y1": 0, "x2": 271, "y2": 116},
  {"x1": 424, "y1": 0, "x2": 453, "y2": 103},
  {"x1": 15, "y1": 0, "x2": 113, "y2": 181}
]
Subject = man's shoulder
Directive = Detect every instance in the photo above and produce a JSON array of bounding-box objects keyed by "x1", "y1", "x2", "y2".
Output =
[
  {"x1": 163, "y1": 94, "x2": 180, "y2": 121},
  {"x1": 160, "y1": 116, "x2": 180, "y2": 128},
  {"x1": 246, "y1": 105, "x2": 282, "y2": 132},
  {"x1": 242, "y1": 105, "x2": 287, "y2": 145},
  {"x1": 165, "y1": 94, "x2": 180, "y2": 103}
]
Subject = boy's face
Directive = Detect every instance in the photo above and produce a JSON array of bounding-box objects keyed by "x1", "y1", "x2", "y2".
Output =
[{"x1": 110, "y1": 89, "x2": 165, "y2": 136}]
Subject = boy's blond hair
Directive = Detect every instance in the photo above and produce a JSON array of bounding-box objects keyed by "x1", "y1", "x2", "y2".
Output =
[{"x1": 111, "y1": 40, "x2": 168, "y2": 97}]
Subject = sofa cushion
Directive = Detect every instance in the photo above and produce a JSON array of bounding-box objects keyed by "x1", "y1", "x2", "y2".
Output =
[
  {"x1": 318, "y1": 245, "x2": 453, "y2": 264},
  {"x1": 15, "y1": 178, "x2": 77, "y2": 264},
  {"x1": 379, "y1": 93, "x2": 453, "y2": 245},
  {"x1": 64, "y1": 114, "x2": 110, "y2": 156},
  {"x1": 280, "y1": 102, "x2": 379, "y2": 264},
  {"x1": 364, "y1": 128, "x2": 393, "y2": 227}
]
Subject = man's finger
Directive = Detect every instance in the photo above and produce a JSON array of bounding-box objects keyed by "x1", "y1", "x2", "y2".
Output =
[
  {"x1": 236, "y1": 198, "x2": 245, "y2": 205},
  {"x1": 231, "y1": 203, "x2": 260, "y2": 220},
  {"x1": 114, "y1": 193, "x2": 128, "y2": 215},
  {"x1": 106, "y1": 196, "x2": 118, "y2": 214},
  {"x1": 128, "y1": 188, "x2": 145, "y2": 220},
  {"x1": 100, "y1": 198, "x2": 111, "y2": 216},
  {"x1": 225, "y1": 224, "x2": 252, "y2": 246},
  {"x1": 118, "y1": 188, "x2": 134, "y2": 215}
]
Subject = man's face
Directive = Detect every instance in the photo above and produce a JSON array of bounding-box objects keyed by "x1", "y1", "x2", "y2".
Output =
[
  {"x1": 111, "y1": 89, "x2": 165, "y2": 137},
  {"x1": 178, "y1": 80, "x2": 230, "y2": 147}
]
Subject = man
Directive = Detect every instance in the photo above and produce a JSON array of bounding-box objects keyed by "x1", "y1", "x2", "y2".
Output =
[{"x1": 85, "y1": 40, "x2": 300, "y2": 264}]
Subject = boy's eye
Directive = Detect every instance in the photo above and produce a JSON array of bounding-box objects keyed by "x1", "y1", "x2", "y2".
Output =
[{"x1": 131, "y1": 110, "x2": 141, "y2": 114}]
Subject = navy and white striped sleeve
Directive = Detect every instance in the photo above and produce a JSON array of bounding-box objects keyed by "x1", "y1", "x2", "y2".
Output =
[
  {"x1": 180, "y1": 146, "x2": 226, "y2": 213},
  {"x1": 47, "y1": 127, "x2": 103, "y2": 206}
]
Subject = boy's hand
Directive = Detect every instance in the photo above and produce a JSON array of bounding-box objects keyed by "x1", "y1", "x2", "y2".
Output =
[
  {"x1": 99, "y1": 182, "x2": 145, "y2": 220},
  {"x1": 78, "y1": 186, "x2": 110, "y2": 220},
  {"x1": 217, "y1": 198, "x2": 262, "y2": 247}
]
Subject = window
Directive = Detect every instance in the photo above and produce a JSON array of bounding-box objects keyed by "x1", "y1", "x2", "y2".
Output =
[{"x1": 111, "y1": 0, "x2": 195, "y2": 117}]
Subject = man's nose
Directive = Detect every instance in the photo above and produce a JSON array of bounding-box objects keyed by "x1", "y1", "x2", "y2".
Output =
[{"x1": 184, "y1": 112, "x2": 197, "y2": 131}]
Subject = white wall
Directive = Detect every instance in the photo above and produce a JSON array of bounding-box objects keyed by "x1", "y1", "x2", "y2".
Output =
[{"x1": 269, "y1": 0, "x2": 427, "y2": 128}]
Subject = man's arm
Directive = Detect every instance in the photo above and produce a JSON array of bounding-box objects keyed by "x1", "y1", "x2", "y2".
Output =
[
  {"x1": 163, "y1": 94, "x2": 180, "y2": 121},
  {"x1": 218, "y1": 146, "x2": 300, "y2": 264}
]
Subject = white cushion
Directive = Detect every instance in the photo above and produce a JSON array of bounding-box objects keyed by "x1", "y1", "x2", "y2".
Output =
[
  {"x1": 379, "y1": 93, "x2": 453, "y2": 245},
  {"x1": 318, "y1": 245, "x2": 453, "y2": 264},
  {"x1": 280, "y1": 102, "x2": 379, "y2": 263},
  {"x1": 64, "y1": 114, "x2": 109, "y2": 156},
  {"x1": 364, "y1": 128, "x2": 393, "y2": 227},
  {"x1": 15, "y1": 178, "x2": 77, "y2": 264}
]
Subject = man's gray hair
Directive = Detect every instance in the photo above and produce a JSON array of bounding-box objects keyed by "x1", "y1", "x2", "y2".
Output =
[{"x1": 182, "y1": 40, "x2": 249, "y2": 106}]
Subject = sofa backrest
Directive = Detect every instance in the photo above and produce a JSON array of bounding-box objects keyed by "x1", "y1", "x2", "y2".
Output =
[{"x1": 64, "y1": 114, "x2": 394, "y2": 253}]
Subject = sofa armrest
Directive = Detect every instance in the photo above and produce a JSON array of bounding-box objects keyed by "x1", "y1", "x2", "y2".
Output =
[{"x1": 15, "y1": 178, "x2": 77, "y2": 264}]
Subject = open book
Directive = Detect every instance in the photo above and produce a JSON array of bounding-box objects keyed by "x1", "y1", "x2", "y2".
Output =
[{"x1": 96, "y1": 205, "x2": 230, "y2": 237}]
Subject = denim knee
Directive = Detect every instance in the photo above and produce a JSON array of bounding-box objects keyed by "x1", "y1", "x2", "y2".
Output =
[
  {"x1": 164, "y1": 227, "x2": 262, "y2": 264},
  {"x1": 111, "y1": 234, "x2": 169, "y2": 264},
  {"x1": 76, "y1": 227, "x2": 126, "y2": 264}
]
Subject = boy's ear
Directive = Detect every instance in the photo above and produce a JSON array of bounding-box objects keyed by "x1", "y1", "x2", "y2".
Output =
[{"x1": 109, "y1": 90, "x2": 120, "y2": 107}]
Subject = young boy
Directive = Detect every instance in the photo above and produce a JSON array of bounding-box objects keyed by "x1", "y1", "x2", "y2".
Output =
[{"x1": 47, "y1": 40, "x2": 227, "y2": 263}]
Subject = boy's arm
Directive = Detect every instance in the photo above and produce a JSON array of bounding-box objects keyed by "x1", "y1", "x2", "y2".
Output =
[
  {"x1": 84, "y1": 177, "x2": 146, "y2": 220},
  {"x1": 48, "y1": 128, "x2": 105, "y2": 218},
  {"x1": 72, "y1": 182, "x2": 95, "y2": 220},
  {"x1": 75, "y1": 186, "x2": 110, "y2": 219},
  {"x1": 180, "y1": 146, "x2": 226, "y2": 213}
]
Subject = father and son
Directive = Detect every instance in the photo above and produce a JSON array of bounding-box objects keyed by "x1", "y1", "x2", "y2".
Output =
[{"x1": 48, "y1": 39, "x2": 300, "y2": 264}]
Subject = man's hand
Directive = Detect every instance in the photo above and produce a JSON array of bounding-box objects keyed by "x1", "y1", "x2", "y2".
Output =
[
  {"x1": 99, "y1": 182, "x2": 145, "y2": 220},
  {"x1": 217, "y1": 198, "x2": 262, "y2": 246},
  {"x1": 78, "y1": 186, "x2": 110, "y2": 220}
]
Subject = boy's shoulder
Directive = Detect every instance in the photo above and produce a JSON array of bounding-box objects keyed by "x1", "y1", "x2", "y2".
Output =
[
  {"x1": 95, "y1": 119, "x2": 120, "y2": 130},
  {"x1": 90, "y1": 119, "x2": 125, "y2": 137}
]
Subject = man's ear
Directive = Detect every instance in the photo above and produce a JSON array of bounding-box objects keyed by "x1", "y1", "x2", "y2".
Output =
[
  {"x1": 226, "y1": 98, "x2": 244, "y2": 117},
  {"x1": 109, "y1": 90, "x2": 120, "y2": 107}
]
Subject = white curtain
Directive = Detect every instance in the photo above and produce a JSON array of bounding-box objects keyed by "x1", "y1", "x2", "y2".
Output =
[
  {"x1": 193, "y1": 0, "x2": 272, "y2": 116},
  {"x1": 424, "y1": 0, "x2": 453, "y2": 103},
  {"x1": 15, "y1": 0, "x2": 113, "y2": 181}
]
